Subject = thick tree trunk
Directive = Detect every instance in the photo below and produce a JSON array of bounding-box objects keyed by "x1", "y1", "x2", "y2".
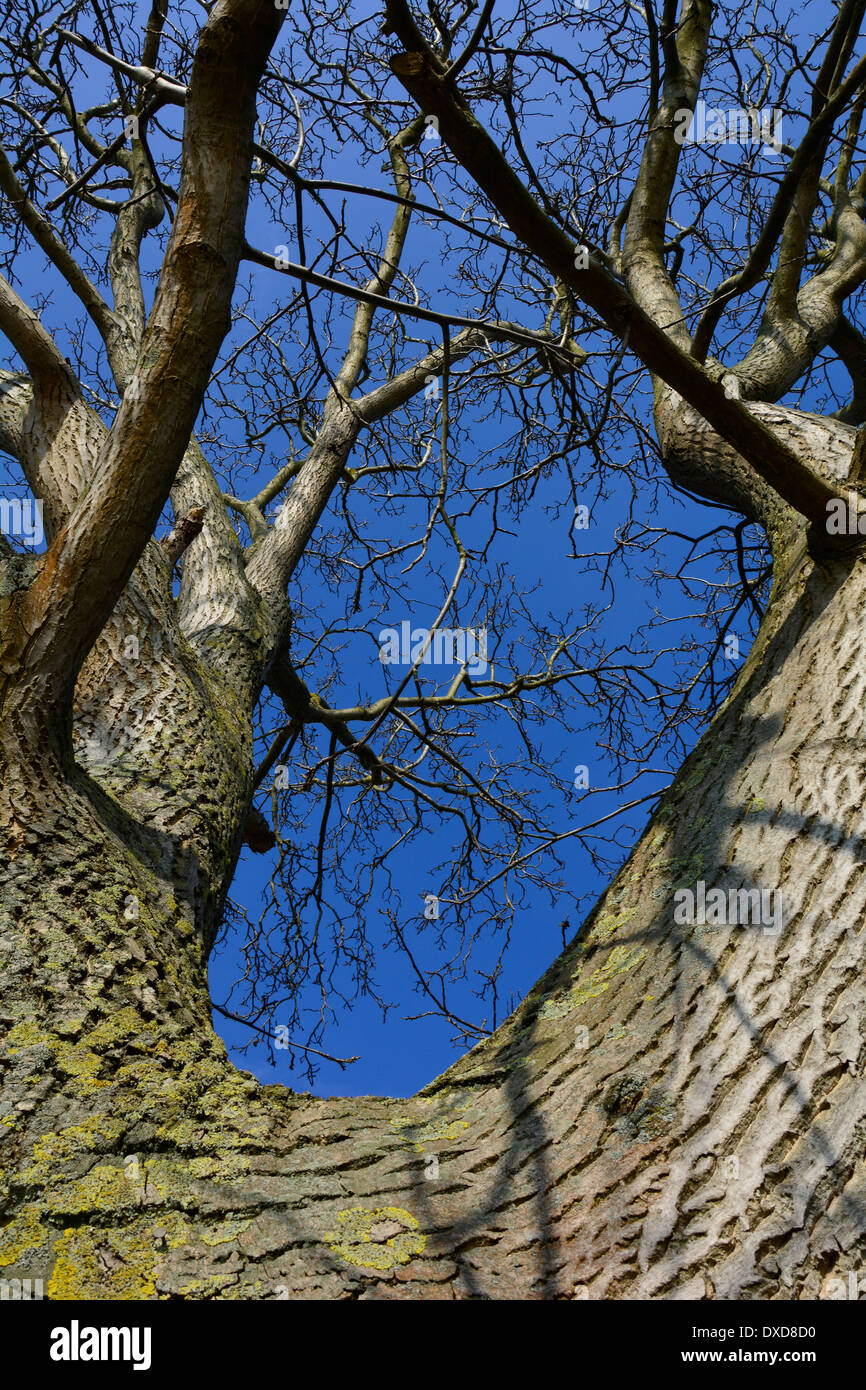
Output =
[{"x1": 2, "y1": 491, "x2": 865, "y2": 1299}]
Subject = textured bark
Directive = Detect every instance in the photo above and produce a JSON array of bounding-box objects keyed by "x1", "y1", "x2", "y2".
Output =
[
  {"x1": 3, "y1": 0, "x2": 866, "y2": 1306},
  {"x1": 2, "y1": 437, "x2": 865, "y2": 1298}
]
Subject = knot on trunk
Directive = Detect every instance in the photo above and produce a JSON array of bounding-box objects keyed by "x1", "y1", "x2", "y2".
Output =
[
  {"x1": 162, "y1": 505, "x2": 206, "y2": 569},
  {"x1": 603, "y1": 1073, "x2": 645, "y2": 1117},
  {"x1": 242, "y1": 807, "x2": 276, "y2": 853}
]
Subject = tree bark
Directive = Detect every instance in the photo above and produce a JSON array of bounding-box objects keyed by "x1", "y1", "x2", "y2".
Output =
[
  {"x1": 2, "y1": 0, "x2": 865, "y2": 1302},
  {"x1": 3, "y1": 425, "x2": 865, "y2": 1298}
]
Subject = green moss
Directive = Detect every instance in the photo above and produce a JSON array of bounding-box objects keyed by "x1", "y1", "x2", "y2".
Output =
[
  {"x1": 54, "y1": 1019, "x2": 86, "y2": 1039},
  {"x1": 6, "y1": 1021, "x2": 47, "y2": 1050},
  {"x1": 678, "y1": 758, "x2": 710, "y2": 793},
  {"x1": 672, "y1": 852, "x2": 705, "y2": 890},
  {"x1": 156, "y1": 1116, "x2": 248, "y2": 1151},
  {"x1": 89, "y1": 1007, "x2": 155, "y2": 1048}
]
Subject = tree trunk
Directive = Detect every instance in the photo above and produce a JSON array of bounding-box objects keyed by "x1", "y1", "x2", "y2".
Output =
[{"x1": 2, "y1": 462, "x2": 865, "y2": 1300}]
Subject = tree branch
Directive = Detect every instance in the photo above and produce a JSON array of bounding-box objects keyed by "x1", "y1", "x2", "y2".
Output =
[
  {"x1": 161, "y1": 504, "x2": 206, "y2": 569},
  {"x1": 383, "y1": 28, "x2": 865, "y2": 536},
  {"x1": 0, "y1": 144, "x2": 121, "y2": 371},
  {"x1": 1, "y1": 0, "x2": 285, "y2": 746},
  {"x1": 0, "y1": 273, "x2": 76, "y2": 390},
  {"x1": 0, "y1": 369, "x2": 32, "y2": 459},
  {"x1": 692, "y1": 45, "x2": 866, "y2": 360}
]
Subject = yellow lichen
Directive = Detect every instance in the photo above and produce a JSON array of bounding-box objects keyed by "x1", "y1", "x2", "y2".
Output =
[
  {"x1": 24, "y1": 1116, "x2": 125, "y2": 1178},
  {"x1": 47, "y1": 1211, "x2": 188, "y2": 1300},
  {"x1": 0, "y1": 1206, "x2": 48, "y2": 1268},
  {"x1": 6, "y1": 1022, "x2": 106, "y2": 1096},
  {"x1": 187, "y1": 1154, "x2": 250, "y2": 1180},
  {"x1": 390, "y1": 1111, "x2": 471, "y2": 1152},
  {"x1": 47, "y1": 1164, "x2": 137, "y2": 1216},
  {"x1": 324, "y1": 1206, "x2": 426, "y2": 1271},
  {"x1": 573, "y1": 907, "x2": 637, "y2": 955},
  {"x1": 200, "y1": 1218, "x2": 251, "y2": 1247},
  {"x1": 539, "y1": 943, "x2": 649, "y2": 1018}
]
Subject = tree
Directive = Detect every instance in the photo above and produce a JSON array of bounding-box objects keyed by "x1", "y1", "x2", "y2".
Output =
[{"x1": 0, "y1": 0, "x2": 865, "y2": 1300}]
